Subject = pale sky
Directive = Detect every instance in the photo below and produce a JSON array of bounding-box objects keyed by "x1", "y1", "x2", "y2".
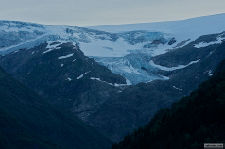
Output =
[{"x1": 0, "y1": 0, "x2": 225, "y2": 26}]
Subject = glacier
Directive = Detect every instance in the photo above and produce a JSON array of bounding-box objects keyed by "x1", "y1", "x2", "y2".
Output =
[{"x1": 1, "y1": 13, "x2": 225, "y2": 84}]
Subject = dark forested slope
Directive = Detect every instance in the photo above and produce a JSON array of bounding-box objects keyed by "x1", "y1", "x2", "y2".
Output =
[
  {"x1": 112, "y1": 60, "x2": 225, "y2": 149},
  {"x1": 0, "y1": 67, "x2": 111, "y2": 149}
]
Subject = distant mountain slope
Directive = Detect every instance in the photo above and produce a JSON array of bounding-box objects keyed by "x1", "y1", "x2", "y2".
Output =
[
  {"x1": 0, "y1": 67, "x2": 111, "y2": 149},
  {"x1": 112, "y1": 59, "x2": 225, "y2": 149}
]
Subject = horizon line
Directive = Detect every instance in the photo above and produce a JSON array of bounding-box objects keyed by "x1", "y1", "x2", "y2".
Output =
[{"x1": 0, "y1": 12, "x2": 225, "y2": 27}]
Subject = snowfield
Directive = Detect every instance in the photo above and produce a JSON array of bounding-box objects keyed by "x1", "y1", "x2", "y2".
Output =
[{"x1": 89, "y1": 13, "x2": 225, "y2": 43}]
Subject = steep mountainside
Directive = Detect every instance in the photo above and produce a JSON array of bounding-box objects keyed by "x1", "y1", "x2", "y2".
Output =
[
  {"x1": 112, "y1": 59, "x2": 225, "y2": 149},
  {"x1": 0, "y1": 41, "x2": 126, "y2": 121},
  {"x1": 0, "y1": 67, "x2": 111, "y2": 149}
]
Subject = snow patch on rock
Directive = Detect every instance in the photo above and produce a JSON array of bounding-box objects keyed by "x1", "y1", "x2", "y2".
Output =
[
  {"x1": 76, "y1": 71, "x2": 91, "y2": 80},
  {"x1": 90, "y1": 77, "x2": 131, "y2": 86},
  {"x1": 149, "y1": 59, "x2": 200, "y2": 71},
  {"x1": 58, "y1": 53, "x2": 74, "y2": 60},
  {"x1": 194, "y1": 36, "x2": 225, "y2": 48}
]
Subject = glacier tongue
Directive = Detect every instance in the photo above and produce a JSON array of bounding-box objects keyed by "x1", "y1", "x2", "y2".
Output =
[{"x1": 94, "y1": 53, "x2": 168, "y2": 84}]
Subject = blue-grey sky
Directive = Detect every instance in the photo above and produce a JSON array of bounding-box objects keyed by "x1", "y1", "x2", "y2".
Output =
[{"x1": 0, "y1": 0, "x2": 225, "y2": 26}]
